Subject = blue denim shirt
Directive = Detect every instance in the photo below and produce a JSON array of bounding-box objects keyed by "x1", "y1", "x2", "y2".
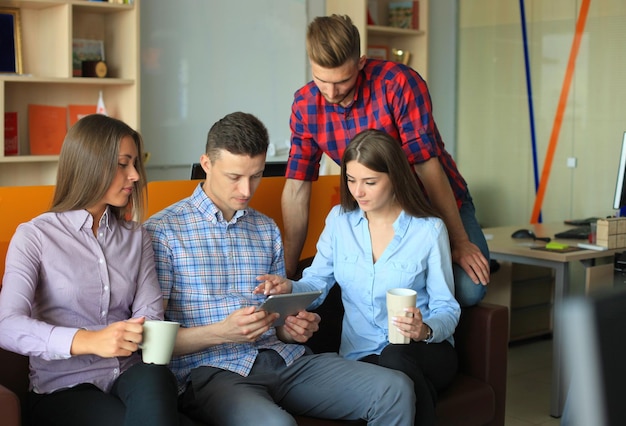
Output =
[{"x1": 294, "y1": 205, "x2": 460, "y2": 360}]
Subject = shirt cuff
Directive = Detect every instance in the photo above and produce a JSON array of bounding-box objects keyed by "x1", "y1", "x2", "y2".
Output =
[{"x1": 48, "y1": 326, "x2": 80, "y2": 359}]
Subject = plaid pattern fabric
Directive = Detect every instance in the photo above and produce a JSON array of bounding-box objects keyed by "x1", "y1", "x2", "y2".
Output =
[
  {"x1": 144, "y1": 183, "x2": 305, "y2": 393},
  {"x1": 287, "y1": 58, "x2": 467, "y2": 206}
]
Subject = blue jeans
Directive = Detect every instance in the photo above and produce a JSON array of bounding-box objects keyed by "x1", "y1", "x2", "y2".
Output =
[
  {"x1": 454, "y1": 192, "x2": 489, "y2": 307},
  {"x1": 29, "y1": 362, "x2": 180, "y2": 426},
  {"x1": 180, "y1": 351, "x2": 415, "y2": 426}
]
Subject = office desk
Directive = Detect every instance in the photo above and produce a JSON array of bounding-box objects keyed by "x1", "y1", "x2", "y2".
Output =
[{"x1": 482, "y1": 223, "x2": 621, "y2": 418}]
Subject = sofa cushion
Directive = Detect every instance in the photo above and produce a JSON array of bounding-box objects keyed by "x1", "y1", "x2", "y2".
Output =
[{"x1": 436, "y1": 374, "x2": 495, "y2": 426}]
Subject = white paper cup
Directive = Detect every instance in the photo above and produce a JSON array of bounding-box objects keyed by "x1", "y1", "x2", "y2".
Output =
[
  {"x1": 387, "y1": 288, "x2": 417, "y2": 344},
  {"x1": 141, "y1": 320, "x2": 179, "y2": 365}
]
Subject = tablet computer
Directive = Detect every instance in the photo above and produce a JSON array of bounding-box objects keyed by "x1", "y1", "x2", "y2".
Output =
[{"x1": 257, "y1": 291, "x2": 323, "y2": 326}]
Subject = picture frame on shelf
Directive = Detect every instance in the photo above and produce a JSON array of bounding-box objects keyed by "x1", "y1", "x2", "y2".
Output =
[
  {"x1": 367, "y1": 45, "x2": 389, "y2": 61},
  {"x1": 72, "y1": 39, "x2": 105, "y2": 77},
  {"x1": 0, "y1": 8, "x2": 23, "y2": 74}
]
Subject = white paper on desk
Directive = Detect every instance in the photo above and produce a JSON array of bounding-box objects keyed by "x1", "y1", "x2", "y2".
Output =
[{"x1": 516, "y1": 242, "x2": 544, "y2": 248}]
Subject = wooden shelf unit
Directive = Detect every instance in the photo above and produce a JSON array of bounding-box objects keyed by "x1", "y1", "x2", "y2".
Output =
[{"x1": 0, "y1": 0, "x2": 139, "y2": 186}]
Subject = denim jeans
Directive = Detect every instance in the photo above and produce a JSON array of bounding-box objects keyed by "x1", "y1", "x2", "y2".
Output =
[
  {"x1": 453, "y1": 192, "x2": 489, "y2": 307},
  {"x1": 179, "y1": 351, "x2": 415, "y2": 426}
]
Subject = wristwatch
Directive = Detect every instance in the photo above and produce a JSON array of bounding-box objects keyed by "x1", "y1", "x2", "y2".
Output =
[{"x1": 423, "y1": 324, "x2": 433, "y2": 342}]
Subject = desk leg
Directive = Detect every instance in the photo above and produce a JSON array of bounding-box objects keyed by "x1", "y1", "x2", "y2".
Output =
[{"x1": 550, "y1": 263, "x2": 568, "y2": 418}]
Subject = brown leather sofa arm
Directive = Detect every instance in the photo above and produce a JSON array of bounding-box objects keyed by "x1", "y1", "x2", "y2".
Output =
[
  {"x1": 452, "y1": 302, "x2": 509, "y2": 426},
  {"x1": 455, "y1": 303, "x2": 509, "y2": 384},
  {"x1": 0, "y1": 383, "x2": 21, "y2": 426},
  {"x1": 0, "y1": 347, "x2": 29, "y2": 426}
]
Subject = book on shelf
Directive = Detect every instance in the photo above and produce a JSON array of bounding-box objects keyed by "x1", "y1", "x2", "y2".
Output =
[
  {"x1": 28, "y1": 105, "x2": 67, "y2": 155},
  {"x1": 4, "y1": 112, "x2": 18, "y2": 155},
  {"x1": 367, "y1": 45, "x2": 389, "y2": 61},
  {"x1": 367, "y1": 0, "x2": 379, "y2": 25},
  {"x1": 388, "y1": 1, "x2": 419, "y2": 30},
  {"x1": 68, "y1": 104, "x2": 97, "y2": 128}
]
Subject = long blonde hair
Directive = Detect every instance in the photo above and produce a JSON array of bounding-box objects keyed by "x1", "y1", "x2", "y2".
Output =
[{"x1": 51, "y1": 114, "x2": 147, "y2": 223}]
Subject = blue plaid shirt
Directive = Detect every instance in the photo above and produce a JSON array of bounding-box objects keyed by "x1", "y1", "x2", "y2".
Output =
[{"x1": 144, "y1": 183, "x2": 305, "y2": 393}]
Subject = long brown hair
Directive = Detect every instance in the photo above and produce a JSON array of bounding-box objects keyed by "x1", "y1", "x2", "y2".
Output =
[
  {"x1": 340, "y1": 129, "x2": 439, "y2": 218},
  {"x1": 51, "y1": 114, "x2": 147, "y2": 223}
]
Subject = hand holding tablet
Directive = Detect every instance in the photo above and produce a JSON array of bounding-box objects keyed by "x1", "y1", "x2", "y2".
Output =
[{"x1": 257, "y1": 291, "x2": 323, "y2": 326}]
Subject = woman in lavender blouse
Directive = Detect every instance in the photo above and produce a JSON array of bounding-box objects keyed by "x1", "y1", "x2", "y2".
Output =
[{"x1": 0, "y1": 115, "x2": 179, "y2": 426}]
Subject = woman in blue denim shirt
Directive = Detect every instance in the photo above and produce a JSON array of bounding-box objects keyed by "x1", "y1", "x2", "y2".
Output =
[{"x1": 257, "y1": 129, "x2": 461, "y2": 426}]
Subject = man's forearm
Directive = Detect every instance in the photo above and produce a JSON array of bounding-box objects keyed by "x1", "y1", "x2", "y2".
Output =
[
  {"x1": 281, "y1": 179, "x2": 312, "y2": 278},
  {"x1": 413, "y1": 160, "x2": 468, "y2": 245},
  {"x1": 172, "y1": 323, "x2": 225, "y2": 356}
]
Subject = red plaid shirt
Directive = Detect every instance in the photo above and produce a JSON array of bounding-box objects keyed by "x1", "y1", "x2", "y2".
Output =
[{"x1": 287, "y1": 59, "x2": 467, "y2": 206}]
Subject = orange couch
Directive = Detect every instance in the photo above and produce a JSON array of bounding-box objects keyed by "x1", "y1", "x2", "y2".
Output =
[
  {"x1": 145, "y1": 175, "x2": 341, "y2": 260},
  {"x1": 0, "y1": 185, "x2": 56, "y2": 280},
  {"x1": 0, "y1": 176, "x2": 508, "y2": 425}
]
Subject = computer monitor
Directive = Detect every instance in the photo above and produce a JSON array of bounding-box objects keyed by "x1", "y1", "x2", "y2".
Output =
[
  {"x1": 560, "y1": 286, "x2": 626, "y2": 426},
  {"x1": 190, "y1": 161, "x2": 287, "y2": 180},
  {"x1": 612, "y1": 132, "x2": 626, "y2": 210},
  {"x1": 190, "y1": 163, "x2": 205, "y2": 180}
]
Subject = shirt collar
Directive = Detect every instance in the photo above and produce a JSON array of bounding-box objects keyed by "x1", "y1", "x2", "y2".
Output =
[
  {"x1": 65, "y1": 207, "x2": 111, "y2": 232},
  {"x1": 350, "y1": 208, "x2": 412, "y2": 235},
  {"x1": 191, "y1": 182, "x2": 248, "y2": 224}
]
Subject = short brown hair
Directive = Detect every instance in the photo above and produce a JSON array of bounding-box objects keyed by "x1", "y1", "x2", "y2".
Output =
[
  {"x1": 51, "y1": 114, "x2": 147, "y2": 223},
  {"x1": 340, "y1": 129, "x2": 439, "y2": 219},
  {"x1": 205, "y1": 112, "x2": 269, "y2": 162},
  {"x1": 306, "y1": 14, "x2": 361, "y2": 68}
]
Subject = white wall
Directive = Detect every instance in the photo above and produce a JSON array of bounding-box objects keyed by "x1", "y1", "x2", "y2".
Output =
[
  {"x1": 427, "y1": 0, "x2": 459, "y2": 157},
  {"x1": 140, "y1": 0, "x2": 308, "y2": 181}
]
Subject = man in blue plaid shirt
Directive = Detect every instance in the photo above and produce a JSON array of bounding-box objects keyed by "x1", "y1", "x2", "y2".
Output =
[{"x1": 144, "y1": 112, "x2": 415, "y2": 425}]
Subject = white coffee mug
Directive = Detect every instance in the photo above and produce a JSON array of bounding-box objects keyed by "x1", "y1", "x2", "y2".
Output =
[
  {"x1": 141, "y1": 320, "x2": 180, "y2": 365},
  {"x1": 386, "y1": 288, "x2": 417, "y2": 344}
]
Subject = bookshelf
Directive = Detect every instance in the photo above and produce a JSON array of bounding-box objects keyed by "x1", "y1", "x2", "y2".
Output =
[
  {"x1": 0, "y1": 0, "x2": 139, "y2": 186},
  {"x1": 326, "y1": 0, "x2": 429, "y2": 78}
]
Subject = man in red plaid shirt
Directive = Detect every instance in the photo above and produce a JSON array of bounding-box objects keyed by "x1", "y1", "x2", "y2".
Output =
[{"x1": 281, "y1": 14, "x2": 489, "y2": 307}]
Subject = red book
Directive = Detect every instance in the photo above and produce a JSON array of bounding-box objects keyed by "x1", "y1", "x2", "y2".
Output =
[
  {"x1": 4, "y1": 112, "x2": 18, "y2": 155},
  {"x1": 412, "y1": 1, "x2": 420, "y2": 30},
  {"x1": 28, "y1": 105, "x2": 67, "y2": 155}
]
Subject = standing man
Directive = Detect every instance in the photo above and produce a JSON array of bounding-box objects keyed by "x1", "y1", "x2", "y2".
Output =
[
  {"x1": 144, "y1": 112, "x2": 415, "y2": 425},
  {"x1": 282, "y1": 14, "x2": 489, "y2": 307}
]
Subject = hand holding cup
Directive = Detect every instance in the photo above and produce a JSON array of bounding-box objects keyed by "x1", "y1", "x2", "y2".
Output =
[{"x1": 386, "y1": 288, "x2": 417, "y2": 344}]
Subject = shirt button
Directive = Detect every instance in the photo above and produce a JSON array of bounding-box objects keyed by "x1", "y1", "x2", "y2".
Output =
[
  {"x1": 98, "y1": 258, "x2": 104, "y2": 264},
  {"x1": 101, "y1": 311, "x2": 106, "y2": 316},
  {"x1": 113, "y1": 368, "x2": 119, "y2": 374},
  {"x1": 99, "y1": 232, "x2": 103, "y2": 237},
  {"x1": 104, "y1": 286, "x2": 109, "y2": 292}
]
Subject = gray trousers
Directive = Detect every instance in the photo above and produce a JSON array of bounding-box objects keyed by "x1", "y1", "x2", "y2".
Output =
[{"x1": 180, "y1": 350, "x2": 415, "y2": 426}]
